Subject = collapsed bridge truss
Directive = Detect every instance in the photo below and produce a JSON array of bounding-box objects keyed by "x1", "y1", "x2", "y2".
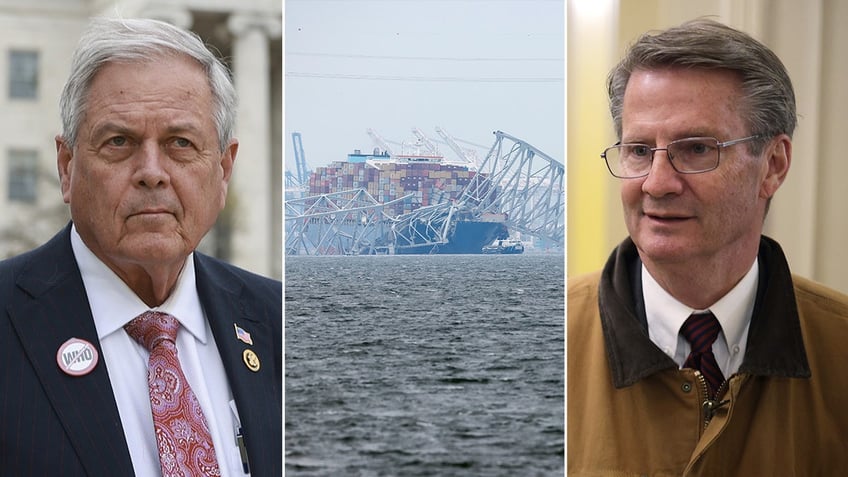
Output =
[{"x1": 284, "y1": 131, "x2": 564, "y2": 255}]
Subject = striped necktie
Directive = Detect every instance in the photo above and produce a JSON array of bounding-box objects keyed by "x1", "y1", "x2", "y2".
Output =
[
  {"x1": 125, "y1": 311, "x2": 220, "y2": 477},
  {"x1": 680, "y1": 311, "x2": 726, "y2": 399}
]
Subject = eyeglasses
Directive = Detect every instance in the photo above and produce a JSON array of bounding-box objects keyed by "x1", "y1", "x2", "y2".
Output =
[{"x1": 601, "y1": 135, "x2": 763, "y2": 179}]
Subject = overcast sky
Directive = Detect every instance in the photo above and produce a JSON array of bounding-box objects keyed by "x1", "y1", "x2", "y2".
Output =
[{"x1": 284, "y1": 0, "x2": 564, "y2": 177}]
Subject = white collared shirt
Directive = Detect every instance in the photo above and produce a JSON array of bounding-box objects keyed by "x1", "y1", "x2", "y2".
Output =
[
  {"x1": 643, "y1": 258, "x2": 758, "y2": 378},
  {"x1": 71, "y1": 225, "x2": 249, "y2": 476}
]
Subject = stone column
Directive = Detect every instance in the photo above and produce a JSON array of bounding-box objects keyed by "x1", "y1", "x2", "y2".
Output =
[
  {"x1": 227, "y1": 12, "x2": 281, "y2": 277},
  {"x1": 137, "y1": 6, "x2": 193, "y2": 30}
]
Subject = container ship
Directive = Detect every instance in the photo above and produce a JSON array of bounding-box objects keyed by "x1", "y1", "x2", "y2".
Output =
[{"x1": 307, "y1": 146, "x2": 508, "y2": 254}]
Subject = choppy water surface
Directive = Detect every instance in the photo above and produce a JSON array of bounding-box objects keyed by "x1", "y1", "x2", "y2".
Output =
[{"x1": 285, "y1": 254, "x2": 564, "y2": 476}]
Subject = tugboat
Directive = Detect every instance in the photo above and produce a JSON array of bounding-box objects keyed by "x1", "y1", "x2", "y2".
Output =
[{"x1": 482, "y1": 238, "x2": 525, "y2": 255}]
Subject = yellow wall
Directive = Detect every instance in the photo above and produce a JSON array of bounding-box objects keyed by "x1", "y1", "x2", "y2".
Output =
[{"x1": 566, "y1": 0, "x2": 618, "y2": 277}]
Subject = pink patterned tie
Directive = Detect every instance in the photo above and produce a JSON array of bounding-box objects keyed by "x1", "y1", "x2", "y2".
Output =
[{"x1": 125, "y1": 311, "x2": 220, "y2": 477}]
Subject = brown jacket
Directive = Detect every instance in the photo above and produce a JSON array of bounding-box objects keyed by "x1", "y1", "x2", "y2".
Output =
[{"x1": 568, "y1": 237, "x2": 848, "y2": 476}]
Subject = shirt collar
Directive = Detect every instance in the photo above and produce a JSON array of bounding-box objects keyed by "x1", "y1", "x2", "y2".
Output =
[
  {"x1": 708, "y1": 258, "x2": 758, "y2": 352},
  {"x1": 70, "y1": 224, "x2": 208, "y2": 344},
  {"x1": 643, "y1": 258, "x2": 759, "y2": 358}
]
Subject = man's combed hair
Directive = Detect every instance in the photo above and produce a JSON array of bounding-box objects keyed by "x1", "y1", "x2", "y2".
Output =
[
  {"x1": 59, "y1": 17, "x2": 237, "y2": 152},
  {"x1": 607, "y1": 18, "x2": 797, "y2": 152}
]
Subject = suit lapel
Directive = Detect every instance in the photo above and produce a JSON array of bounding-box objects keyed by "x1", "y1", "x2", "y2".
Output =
[
  {"x1": 195, "y1": 254, "x2": 282, "y2": 476},
  {"x1": 7, "y1": 226, "x2": 134, "y2": 476}
]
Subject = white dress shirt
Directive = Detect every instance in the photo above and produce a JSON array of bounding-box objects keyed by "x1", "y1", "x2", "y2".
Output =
[
  {"x1": 71, "y1": 225, "x2": 249, "y2": 476},
  {"x1": 643, "y1": 258, "x2": 759, "y2": 378}
]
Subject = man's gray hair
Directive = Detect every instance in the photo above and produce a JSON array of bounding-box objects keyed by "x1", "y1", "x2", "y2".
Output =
[
  {"x1": 59, "y1": 17, "x2": 237, "y2": 152},
  {"x1": 607, "y1": 18, "x2": 796, "y2": 154}
]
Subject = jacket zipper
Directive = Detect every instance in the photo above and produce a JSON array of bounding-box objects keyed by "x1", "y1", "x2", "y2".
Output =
[
  {"x1": 684, "y1": 376, "x2": 732, "y2": 477},
  {"x1": 694, "y1": 372, "x2": 711, "y2": 430},
  {"x1": 698, "y1": 374, "x2": 730, "y2": 430}
]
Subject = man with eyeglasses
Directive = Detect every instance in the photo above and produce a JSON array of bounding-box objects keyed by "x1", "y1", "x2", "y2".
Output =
[{"x1": 568, "y1": 19, "x2": 848, "y2": 475}]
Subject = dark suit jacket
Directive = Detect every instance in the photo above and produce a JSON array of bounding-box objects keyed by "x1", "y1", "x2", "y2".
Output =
[{"x1": 0, "y1": 224, "x2": 282, "y2": 476}]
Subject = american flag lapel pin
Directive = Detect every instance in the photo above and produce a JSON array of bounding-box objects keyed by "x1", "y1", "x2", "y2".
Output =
[{"x1": 234, "y1": 323, "x2": 253, "y2": 345}]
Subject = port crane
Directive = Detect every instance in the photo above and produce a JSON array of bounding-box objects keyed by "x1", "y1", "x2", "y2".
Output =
[
  {"x1": 366, "y1": 128, "x2": 395, "y2": 156},
  {"x1": 285, "y1": 132, "x2": 311, "y2": 200},
  {"x1": 434, "y1": 126, "x2": 479, "y2": 169},
  {"x1": 410, "y1": 127, "x2": 441, "y2": 156}
]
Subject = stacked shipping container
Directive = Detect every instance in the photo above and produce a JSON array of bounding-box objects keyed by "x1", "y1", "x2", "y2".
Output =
[{"x1": 308, "y1": 160, "x2": 477, "y2": 216}]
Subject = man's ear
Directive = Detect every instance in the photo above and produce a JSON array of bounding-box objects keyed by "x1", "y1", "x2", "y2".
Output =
[
  {"x1": 221, "y1": 138, "x2": 238, "y2": 185},
  {"x1": 56, "y1": 135, "x2": 73, "y2": 204},
  {"x1": 218, "y1": 138, "x2": 238, "y2": 208},
  {"x1": 760, "y1": 134, "x2": 791, "y2": 200}
]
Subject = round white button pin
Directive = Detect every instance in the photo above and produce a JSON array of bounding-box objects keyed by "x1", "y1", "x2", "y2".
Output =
[{"x1": 56, "y1": 338, "x2": 99, "y2": 376}]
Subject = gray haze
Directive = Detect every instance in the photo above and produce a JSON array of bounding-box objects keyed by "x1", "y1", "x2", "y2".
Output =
[{"x1": 284, "y1": 0, "x2": 564, "y2": 176}]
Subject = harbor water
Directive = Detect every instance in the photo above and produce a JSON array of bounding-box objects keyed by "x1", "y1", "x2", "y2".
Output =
[{"x1": 285, "y1": 253, "x2": 564, "y2": 476}]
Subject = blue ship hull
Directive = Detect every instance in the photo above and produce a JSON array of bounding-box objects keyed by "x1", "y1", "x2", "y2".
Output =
[{"x1": 394, "y1": 220, "x2": 509, "y2": 255}]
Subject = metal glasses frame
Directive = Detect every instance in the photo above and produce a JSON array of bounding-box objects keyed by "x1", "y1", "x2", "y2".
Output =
[{"x1": 601, "y1": 135, "x2": 763, "y2": 179}]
